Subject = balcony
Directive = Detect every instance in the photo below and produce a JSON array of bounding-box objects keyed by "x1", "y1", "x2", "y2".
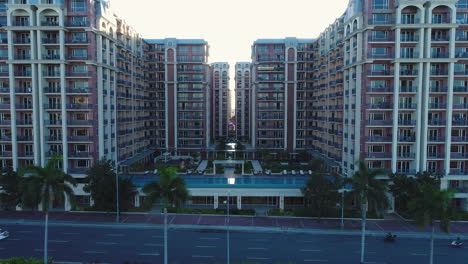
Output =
[
  {"x1": 12, "y1": 20, "x2": 31, "y2": 27},
  {"x1": 68, "y1": 151, "x2": 92, "y2": 158},
  {"x1": 453, "y1": 119, "x2": 468, "y2": 126},
  {"x1": 16, "y1": 104, "x2": 33, "y2": 110},
  {"x1": 449, "y1": 169, "x2": 468, "y2": 176},
  {"x1": 367, "y1": 86, "x2": 393, "y2": 93},
  {"x1": 369, "y1": 17, "x2": 394, "y2": 25},
  {"x1": 67, "y1": 120, "x2": 93, "y2": 126},
  {"x1": 18, "y1": 152, "x2": 34, "y2": 157},
  {"x1": 42, "y1": 71, "x2": 60, "y2": 77},
  {"x1": 66, "y1": 38, "x2": 88, "y2": 44},
  {"x1": 365, "y1": 136, "x2": 392, "y2": 142},
  {"x1": 42, "y1": 54, "x2": 60, "y2": 60},
  {"x1": 67, "y1": 104, "x2": 92, "y2": 110},
  {"x1": 397, "y1": 152, "x2": 415, "y2": 159},
  {"x1": 366, "y1": 103, "x2": 392, "y2": 109},
  {"x1": 44, "y1": 120, "x2": 62, "y2": 125},
  {"x1": 0, "y1": 151, "x2": 12, "y2": 157},
  {"x1": 451, "y1": 136, "x2": 468, "y2": 142},
  {"x1": 451, "y1": 152, "x2": 468, "y2": 159},
  {"x1": 40, "y1": 20, "x2": 59, "y2": 27},
  {"x1": 42, "y1": 38, "x2": 59, "y2": 44},
  {"x1": 400, "y1": 86, "x2": 417, "y2": 93},
  {"x1": 432, "y1": 15, "x2": 451, "y2": 24},
  {"x1": 368, "y1": 70, "x2": 393, "y2": 76},
  {"x1": 67, "y1": 136, "x2": 93, "y2": 142},
  {"x1": 431, "y1": 52, "x2": 449, "y2": 59},
  {"x1": 428, "y1": 119, "x2": 446, "y2": 126},
  {"x1": 44, "y1": 87, "x2": 61, "y2": 93},
  {"x1": 453, "y1": 103, "x2": 468, "y2": 109},
  {"x1": 16, "y1": 87, "x2": 32, "y2": 94},
  {"x1": 14, "y1": 38, "x2": 30, "y2": 44},
  {"x1": 399, "y1": 103, "x2": 417, "y2": 109},
  {"x1": 14, "y1": 71, "x2": 32, "y2": 77},
  {"x1": 366, "y1": 120, "x2": 393, "y2": 126},
  {"x1": 429, "y1": 86, "x2": 448, "y2": 93},
  {"x1": 44, "y1": 104, "x2": 61, "y2": 110},
  {"x1": 428, "y1": 136, "x2": 445, "y2": 142},
  {"x1": 427, "y1": 152, "x2": 445, "y2": 159},
  {"x1": 368, "y1": 35, "x2": 394, "y2": 42},
  {"x1": 454, "y1": 86, "x2": 468, "y2": 93},
  {"x1": 46, "y1": 136, "x2": 62, "y2": 142},
  {"x1": 400, "y1": 69, "x2": 418, "y2": 76},
  {"x1": 428, "y1": 103, "x2": 446, "y2": 109},
  {"x1": 14, "y1": 54, "x2": 31, "y2": 60},
  {"x1": 65, "y1": 21, "x2": 90, "y2": 27},
  {"x1": 398, "y1": 119, "x2": 416, "y2": 126},
  {"x1": 365, "y1": 152, "x2": 392, "y2": 159},
  {"x1": 66, "y1": 87, "x2": 92, "y2": 94}
]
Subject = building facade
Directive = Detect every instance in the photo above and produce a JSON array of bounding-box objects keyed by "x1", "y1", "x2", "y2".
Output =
[
  {"x1": 210, "y1": 62, "x2": 229, "y2": 141},
  {"x1": 235, "y1": 62, "x2": 251, "y2": 143},
  {"x1": 145, "y1": 39, "x2": 210, "y2": 155},
  {"x1": 312, "y1": 0, "x2": 468, "y2": 211},
  {"x1": 251, "y1": 38, "x2": 315, "y2": 153}
]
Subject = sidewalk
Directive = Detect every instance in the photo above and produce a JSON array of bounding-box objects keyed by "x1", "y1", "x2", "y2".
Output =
[{"x1": 0, "y1": 211, "x2": 467, "y2": 237}]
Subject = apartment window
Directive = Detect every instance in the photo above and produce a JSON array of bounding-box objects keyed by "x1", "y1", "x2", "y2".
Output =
[
  {"x1": 70, "y1": 16, "x2": 87, "y2": 26},
  {"x1": 178, "y1": 46, "x2": 188, "y2": 53},
  {"x1": 401, "y1": 47, "x2": 415, "y2": 58},
  {"x1": 372, "y1": 14, "x2": 390, "y2": 24},
  {"x1": 457, "y1": 0, "x2": 468, "y2": 8},
  {"x1": 371, "y1": 47, "x2": 387, "y2": 55},
  {"x1": 72, "y1": 49, "x2": 87, "y2": 58},
  {"x1": 71, "y1": 0, "x2": 87, "y2": 12},
  {"x1": 0, "y1": 65, "x2": 7, "y2": 73},
  {"x1": 372, "y1": 0, "x2": 388, "y2": 9},
  {"x1": 72, "y1": 32, "x2": 86, "y2": 41},
  {"x1": 370, "y1": 80, "x2": 388, "y2": 88},
  {"x1": 371, "y1": 64, "x2": 389, "y2": 72},
  {"x1": 457, "y1": 13, "x2": 468, "y2": 24},
  {"x1": 192, "y1": 55, "x2": 203, "y2": 61},
  {"x1": 72, "y1": 65, "x2": 87, "y2": 73},
  {"x1": 369, "y1": 145, "x2": 384, "y2": 153},
  {"x1": 371, "y1": 30, "x2": 388, "y2": 40},
  {"x1": 257, "y1": 45, "x2": 268, "y2": 53},
  {"x1": 192, "y1": 46, "x2": 203, "y2": 53}
]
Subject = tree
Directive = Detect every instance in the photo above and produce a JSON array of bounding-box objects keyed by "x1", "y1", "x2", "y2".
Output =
[
  {"x1": 389, "y1": 171, "x2": 442, "y2": 215},
  {"x1": 142, "y1": 167, "x2": 189, "y2": 209},
  {"x1": 351, "y1": 161, "x2": 389, "y2": 264},
  {"x1": 0, "y1": 168, "x2": 21, "y2": 210},
  {"x1": 301, "y1": 173, "x2": 339, "y2": 219},
  {"x1": 409, "y1": 183, "x2": 454, "y2": 264},
  {"x1": 19, "y1": 155, "x2": 76, "y2": 264},
  {"x1": 83, "y1": 159, "x2": 136, "y2": 211},
  {"x1": 310, "y1": 158, "x2": 326, "y2": 172}
]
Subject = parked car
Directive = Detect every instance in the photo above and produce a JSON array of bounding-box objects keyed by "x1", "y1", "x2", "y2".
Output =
[{"x1": 0, "y1": 229, "x2": 9, "y2": 240}]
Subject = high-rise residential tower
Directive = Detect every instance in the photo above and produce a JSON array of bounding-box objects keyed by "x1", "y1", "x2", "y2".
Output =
[
  {"x1": 210, "y1": 62, "x2": 230, "y2": 141},
  {"x1": 145, "y1": 39, "x2": 210, "y2": 155},
  {"x1": 235, "y1": 62, "x2": 251, "y2": 143},
  {"x1": 251, "y1": 38, "x2": 315, "y2": 153}
]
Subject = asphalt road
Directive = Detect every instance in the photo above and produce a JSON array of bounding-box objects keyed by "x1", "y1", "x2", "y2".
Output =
[{"x1": 0, "y1": 223, "x2": 467, "y2": 264}]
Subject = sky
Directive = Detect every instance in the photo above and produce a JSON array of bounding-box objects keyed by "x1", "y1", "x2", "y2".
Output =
[{"x1": 110, "y1": 0, "x2": 350, "y2": 113}]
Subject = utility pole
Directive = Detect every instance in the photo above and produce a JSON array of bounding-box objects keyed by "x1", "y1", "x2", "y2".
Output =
[
  {"x1": 164, "y1": 207, "x2": 168, "y2": 264},
  {"x1": 116, "y1": 169, "x2": 120, "y2": 223},
  {"x1": 227, "y1": 191, "x2": 230, "y2": 264}
]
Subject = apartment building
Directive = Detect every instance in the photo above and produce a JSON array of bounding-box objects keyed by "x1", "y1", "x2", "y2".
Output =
[
  {"x1": 210, "y1": 62, "x2": 230, "y2": 141},
  {"x1": 145, "y1": 38, "x2": 210, "y2": 155},
  {"x1": 310, "y1": 18, "x2": 345, "y2": 170},
  {"x1": 251, "y1": 38, "x2": 314, "y2": 152},
  {"x1": 311, "y1": 0, "x2": 467, "y2": 210},
  {"x1": 235, "y1": 62, "x2": 251, "y2": 143}
]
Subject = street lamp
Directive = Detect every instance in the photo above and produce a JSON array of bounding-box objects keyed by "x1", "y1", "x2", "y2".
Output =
[
  {"x1": 224, "y1": 178, "x2": 235, "y2": 264},
  {"x1": 338, "y1": 188, "x2": 351, "y2": 230},
  {"x1": 223, "y1": 191, "x2": 231, "y2": 264}
]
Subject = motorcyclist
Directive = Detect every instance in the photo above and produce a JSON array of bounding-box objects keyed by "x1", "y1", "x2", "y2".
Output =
[
  {"x1": 386, "y1": 232, "x2": 393, "y2": 238},
  {"x1": 452, "y1": 237, "x2": 462, "y2": 246}
]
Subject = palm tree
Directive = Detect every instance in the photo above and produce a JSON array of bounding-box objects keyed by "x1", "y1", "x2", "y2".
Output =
[
  {"x1": 409, "y1": 183, "x2": 454, "y2": 264},
  {"x1": 142, "y1": 167, "x2": 189, "y2": 209},
  {"x1": 351, "y1": 160, "x2": 389, "y2": 264},
  {"x1": 19, "y1": 155, "x2": 76, "y2": 264}
]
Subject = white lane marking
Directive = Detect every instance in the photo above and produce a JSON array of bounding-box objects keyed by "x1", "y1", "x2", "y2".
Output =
[
  {"x1": 200, "y1": 237, "x2": 220, "y2": 240},
  {"x1": 304, "y1": 260, "x2": 329, "y2": 262},
  {"x1": 247, "y1": 257, "x2": 270, "y2": 260},
  {"x1": 84, "y1": 251, "x2": 107, "y2": 254},
  {"x1": 34, "y1": 249, "x2": 56, "y2": 252},
  {"x1": 96, "y1": 242, "x2": 117, "y2": 245},
  {"x1": 63, "y1": 232, "x2": 79, "y2": 235},
  {"x1": 144, "y1": 243, "x2": 163, "y2": 247},
  {"x1": 105, "y1": 234, "x2": 125, "y2": 237},
  {"x1": 300, "y1": 240, "x2": 315, "y2": 243},
  {"x1": 192, "y1": 255, "x2": 214, "y2": 258},
  {"x1": 249, "y1": 238, "x2": 268, "y2": 242},
  {"x1": 248, "y1": 247, "x2": 268, "y2": 250},
  {"x1": 300, "y1": 249, "x2": 322, "y2": 252},
  {"x1": 411, "y1": 253, "x2": 428, "y2": 256},
  {"x1": 196, "y1": 245, "x2": 217, "y2": 248},
  {"x1": 49, "y1": 240, "x2": 69, "y2": 243},
  {"x1": 137, "y1": 253, "x2": 160, "y2": 256}
]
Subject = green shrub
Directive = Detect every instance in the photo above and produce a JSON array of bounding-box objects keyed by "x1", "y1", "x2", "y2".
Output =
[{"x1": 0, "y1": 257, "x2": 50, "y2": 264}]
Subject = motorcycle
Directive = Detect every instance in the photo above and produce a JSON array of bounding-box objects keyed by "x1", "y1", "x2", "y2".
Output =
[
  {"x1": 384, "y1": 234, "x2": 397, "y2": 242},
  {"x1": 451, "y1": 241, "x2": 463, "y2": 248}
]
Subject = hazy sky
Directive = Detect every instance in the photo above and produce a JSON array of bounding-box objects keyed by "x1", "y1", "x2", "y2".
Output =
[{"x1": 110, "y1": 0, "x2": 350, "y2": 113}]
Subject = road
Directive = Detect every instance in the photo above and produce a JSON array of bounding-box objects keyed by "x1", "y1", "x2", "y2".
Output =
[{"x1": 0, "y1": 223, "x2": 467, "y2": 264}]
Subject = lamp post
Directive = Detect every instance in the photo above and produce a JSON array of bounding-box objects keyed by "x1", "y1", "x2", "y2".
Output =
[
  {"x1": 164, "y1": 207, "x2": 168, "y2": 264},
  {"x1": 225, "y1": 178, "x2": 235, "y2": 264},
  {"x1": 339, "y1": 188, "x2": 350, "y2": 230}
]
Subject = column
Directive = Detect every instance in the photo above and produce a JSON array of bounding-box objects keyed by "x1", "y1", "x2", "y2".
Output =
[
  {"x1": 241, "y1": 162, "x2": 244, "y2": 175},
  {"x1": 279, "y1": 195, "x2": 284, "y2": 210},
  {"x1": 64, "y1": 194, "x2": 71, "y2": 211},
  {"x1": 237, "y1": 195, "x2": 242, "y2": 210},
  {"x1": 135, "y1": 194, "x2": 140, "y2": 207},
  {"x1": 214, "y1": 194, "x2": 219, "y2": 209}
]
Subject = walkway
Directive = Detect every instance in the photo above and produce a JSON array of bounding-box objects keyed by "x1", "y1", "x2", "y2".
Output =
[
  {"x1": 196, "y1": 160, "x2": 208, "y2": 172},
  {"x1": 251, "y1": 160, "x2": 262, "y2": 172}
]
